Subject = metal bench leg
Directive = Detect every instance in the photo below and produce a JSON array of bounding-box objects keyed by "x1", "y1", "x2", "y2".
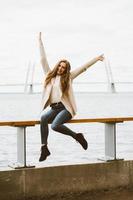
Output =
[
  {"x1": 99, "y1": 122, "x2": 123, "y2": 162},
  {"x1": 17, "y1": 126, "x2": 27, "y2": 167},
  {"x1": 105, "y1": 123, "x2": 117, "y2": 161},
  {"x1": 9, "y1": 126, "x2": 35, "y2": 169}
]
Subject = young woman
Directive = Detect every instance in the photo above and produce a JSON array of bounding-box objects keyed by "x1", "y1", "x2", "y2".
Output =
[{"x1": 39, "y1": 32, "x2": 104, "y2": 161}]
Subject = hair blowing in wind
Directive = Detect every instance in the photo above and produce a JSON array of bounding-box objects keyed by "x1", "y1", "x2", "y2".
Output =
[{"x1": 44, "y1": 59, "x2": 71, "y2": 93}]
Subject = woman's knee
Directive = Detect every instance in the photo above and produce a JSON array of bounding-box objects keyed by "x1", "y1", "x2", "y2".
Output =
[
  {"x1": 40, "y1": 114, "x2": 48, "y2": 124},
  {"x1": 51, "y1": 123, "x2": 59, "y2": 131}
]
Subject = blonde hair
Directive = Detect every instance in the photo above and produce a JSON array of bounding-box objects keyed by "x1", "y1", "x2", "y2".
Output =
[{"x1": 44, "y1": 59, "x2": 71, "y2": 93}]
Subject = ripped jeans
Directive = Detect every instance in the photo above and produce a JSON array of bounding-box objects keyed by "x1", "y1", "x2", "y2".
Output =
[{"x1": 40, "y1": 103, "x2": 76, "y2": 145}]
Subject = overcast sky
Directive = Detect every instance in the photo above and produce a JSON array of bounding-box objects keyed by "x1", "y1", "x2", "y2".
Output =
[{"x1": 0, "y1": 0, "x2": 133, "y2": 83}]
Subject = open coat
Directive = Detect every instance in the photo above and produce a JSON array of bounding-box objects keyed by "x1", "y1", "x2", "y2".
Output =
[{"x1": 39, "y1": 39, "x2": 98, "y2": 117}]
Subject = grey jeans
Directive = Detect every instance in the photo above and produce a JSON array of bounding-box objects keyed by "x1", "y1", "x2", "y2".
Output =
[{"x1": 40, "y1": 103, "x2": 76, "y2": 145}]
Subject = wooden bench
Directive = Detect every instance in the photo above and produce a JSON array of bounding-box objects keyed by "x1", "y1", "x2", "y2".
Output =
[{"x1": 1, "y1": 117, "x2": 133, "y2": 169}]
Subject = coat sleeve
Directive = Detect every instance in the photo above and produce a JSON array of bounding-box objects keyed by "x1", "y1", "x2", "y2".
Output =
[
  {"x1": 39, "y1": 39, "x2": 50, "y2": 74},
  {"x1": 70, "y1": 57, "x2": 98, "y2": 80}
]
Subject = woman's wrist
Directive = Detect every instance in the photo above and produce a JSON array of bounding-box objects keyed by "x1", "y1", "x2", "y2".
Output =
[{"x1": 95, "y1": 57, "x2": 99, "y2": 62}]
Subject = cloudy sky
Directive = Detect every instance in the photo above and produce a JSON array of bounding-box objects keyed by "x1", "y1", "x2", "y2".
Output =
[{"x1": 0, "y1": 0, "x2": 133, "y2": 83}]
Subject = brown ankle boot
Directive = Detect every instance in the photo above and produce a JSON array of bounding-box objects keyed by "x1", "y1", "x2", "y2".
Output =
[
  {"x1": 75, "y1": 133, "x2": 88, "y2": 150},
  {"x1": 39, "y1": 145, "x2": 51, "y2": 162}
]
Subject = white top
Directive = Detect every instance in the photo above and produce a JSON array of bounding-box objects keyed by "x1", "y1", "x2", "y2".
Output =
[{"x1": 49, "y1": 75, "x2": 62, "y2": 104}]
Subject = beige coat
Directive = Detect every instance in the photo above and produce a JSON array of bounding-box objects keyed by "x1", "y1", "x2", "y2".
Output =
[{"x1": 39, "y1": 39, "x2": 98, "y2": 118}]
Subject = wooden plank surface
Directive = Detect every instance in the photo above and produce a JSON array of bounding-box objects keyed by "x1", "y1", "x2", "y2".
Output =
[{"x1": 0, "y1": 117, "x2": 133, "y2": 127}]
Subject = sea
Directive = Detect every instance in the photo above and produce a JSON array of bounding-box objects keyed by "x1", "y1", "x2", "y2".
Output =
[{"x1": 0, "y1": 89, "x2": 133, "y2": 170}]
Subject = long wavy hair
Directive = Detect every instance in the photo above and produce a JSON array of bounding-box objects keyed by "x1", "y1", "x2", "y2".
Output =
[{"x1": 44, "y1": 59, "x2": 71, "y2": 93}]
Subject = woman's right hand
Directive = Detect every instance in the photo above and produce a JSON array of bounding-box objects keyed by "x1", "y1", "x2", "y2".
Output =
[{"x1": 97, "y1": 54, "x2": 104, "y2": 61}]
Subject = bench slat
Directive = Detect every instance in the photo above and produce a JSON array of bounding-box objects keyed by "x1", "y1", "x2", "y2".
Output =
[{"x1": 0, "y1": 117, "x2": 133, "y2": 127}]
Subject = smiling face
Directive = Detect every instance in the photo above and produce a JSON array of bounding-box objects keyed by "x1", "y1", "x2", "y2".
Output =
[{"x1": 57, "y1": 62, "x2": 67, "y2": 75}]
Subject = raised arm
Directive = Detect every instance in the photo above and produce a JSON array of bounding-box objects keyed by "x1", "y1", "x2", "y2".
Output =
[
  {"x1": 39, "y1": 32, "x2": 50, "y2": 74},
  {"x1": 71, "y1": 54, "x2": 104, "y2": 80}
]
